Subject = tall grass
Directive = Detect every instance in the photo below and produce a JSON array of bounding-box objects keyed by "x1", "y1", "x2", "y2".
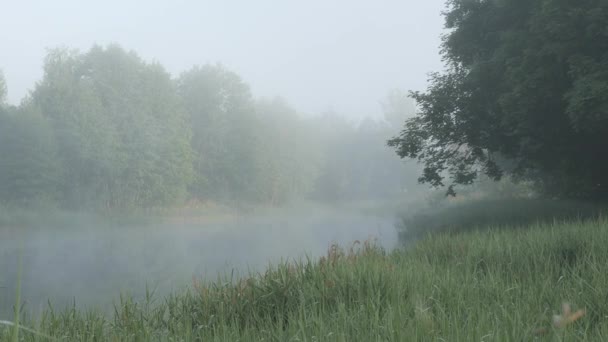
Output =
[
  {"x1": 11, "y1": 249, "x2": 21, "y2": 342},
  {"x1": 2, "y1": 218, "x2": 608, "y2": 340}
]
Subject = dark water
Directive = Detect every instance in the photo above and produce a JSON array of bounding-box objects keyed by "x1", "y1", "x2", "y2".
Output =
[{"x1": 0, "y1": 207, "x2": 399, "y2": 317}]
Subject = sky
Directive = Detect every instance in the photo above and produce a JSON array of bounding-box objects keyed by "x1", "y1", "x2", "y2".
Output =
[{"x1": 0, "y1": 0, "x2": 446, "y2": 120}]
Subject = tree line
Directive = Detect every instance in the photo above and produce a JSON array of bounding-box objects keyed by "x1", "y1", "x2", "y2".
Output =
[{"x1": 0, "y1": 45, "x2": 420, "y2": 211}]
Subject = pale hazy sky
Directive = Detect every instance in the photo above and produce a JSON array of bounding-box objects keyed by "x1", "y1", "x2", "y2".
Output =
[{"x1": 0, "y1": 0, "x2": 446, "y2": 120}]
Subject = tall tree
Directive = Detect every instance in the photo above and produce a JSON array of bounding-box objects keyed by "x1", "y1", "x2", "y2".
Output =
[
  {"x1": 32, "y1": 45, "x2": 193, "y2": 209},
  {"x1": 253, "y1": 97, "x2": 322, "y2": 204},
  {"x1": 389, "y1": 0, "x2": 608, "y2": 199},
  {"x1": 177, "y1": 64, "x2": 258, "y2": 203}
]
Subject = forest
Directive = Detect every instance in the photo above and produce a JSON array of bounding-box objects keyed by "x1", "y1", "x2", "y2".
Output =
[{"x1": 0, "y1": 47, "x2": 421, "y2": 212}]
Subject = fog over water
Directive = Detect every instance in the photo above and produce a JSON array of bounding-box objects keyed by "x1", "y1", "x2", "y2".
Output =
[{"x1": 0, "y1": 205, "x2": 399, "y2": 316}]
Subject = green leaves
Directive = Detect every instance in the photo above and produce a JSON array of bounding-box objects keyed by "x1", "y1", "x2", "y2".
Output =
[
  {"x1": 177, "y1": 65, "x2": 259, "y2": 203},
  {"x1": 0, "y1": 105, "x2": 60, "y2": 206},
  {"x1": 565, "y1": 56, "x2": 608, "y2": 133},
  {"x1": 29, "y1": 45, "x2": 194, "y2": 210},
  {"x1": 1, "y1": 43, "x2": 427, "y2": 210},
  {"x1": 390, "y1": 0, "x2": 608, "y2": 199}
]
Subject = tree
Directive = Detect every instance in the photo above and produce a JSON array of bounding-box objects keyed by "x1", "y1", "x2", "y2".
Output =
[
  {"x1": 309, "y1": 110, "x2": 422, "y2": 202},
  {"x1": 0, "y1": 102, "x2": 60, "y2": 206},
  {"x1": 32, "y1": 45, "x2": 193, "y2": 209},
  {"x1": 177, "y1": 64, "x2": 258, "y2": 204},
  {"x1": 253, "y1": 97, "x2": 322, "y2": 204},
  {"x1": 388, "y1": 0, "x2": 608, "y2": 199}
]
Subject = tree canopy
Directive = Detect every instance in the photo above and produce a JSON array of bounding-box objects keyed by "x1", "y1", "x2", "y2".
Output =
[
  {"x1": 0, "y1": 45, "x2": 421, "y2": 211},
  {"x1": 388, "y1": 0, "x2": 608, "y2": 200},
  {"x1": 30, "y1": 45, "x2": 194, "y2": 209}
]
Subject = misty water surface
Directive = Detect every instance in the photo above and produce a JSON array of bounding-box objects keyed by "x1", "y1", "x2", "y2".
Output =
[{"x1": 0, "y1": 205, "x2": 399, "y2": 317}]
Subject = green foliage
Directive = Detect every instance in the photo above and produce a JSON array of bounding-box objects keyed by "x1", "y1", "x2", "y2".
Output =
[
  {"x1": 177, "y1": 64, "x2": 259, "y2": 204},
  {"x1": 313, "y1": 108, "x2": 423, "y2": 202},
  {"x1": 1, "y1": 44, "x2": 421, "y2": 211},
  {"x1": 31, "y1": 45, "x2": 193, "y2": 210},
  {"x1": 176, "y1": 67, "x2": 413, "y2": 206},
  {"x1": 0, "y1": 104, "x2": 60, "y2": 206},
  {"x1": 253, "y1": 97, "x2": 322, "y2": 204},
  {"x1": 4, "y1": 219, "x2": 608, "y2": 340},
  {"x1": 389, "y1": 0, "x2": 608, "y2": 199}
]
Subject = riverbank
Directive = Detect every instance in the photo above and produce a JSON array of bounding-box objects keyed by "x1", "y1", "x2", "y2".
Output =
[{"x1": 2, "y1": 217, "x2": 607, "y2": 340}]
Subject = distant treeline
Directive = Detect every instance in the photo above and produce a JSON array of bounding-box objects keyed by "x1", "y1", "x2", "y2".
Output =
[{"x1": 0, "y1": 45, "x2": 420, "y2": 210}]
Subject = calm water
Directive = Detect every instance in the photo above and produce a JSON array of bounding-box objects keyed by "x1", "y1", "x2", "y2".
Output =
[{"x1": 0, "y1": 206, "x2": 399, "y2": 316}]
